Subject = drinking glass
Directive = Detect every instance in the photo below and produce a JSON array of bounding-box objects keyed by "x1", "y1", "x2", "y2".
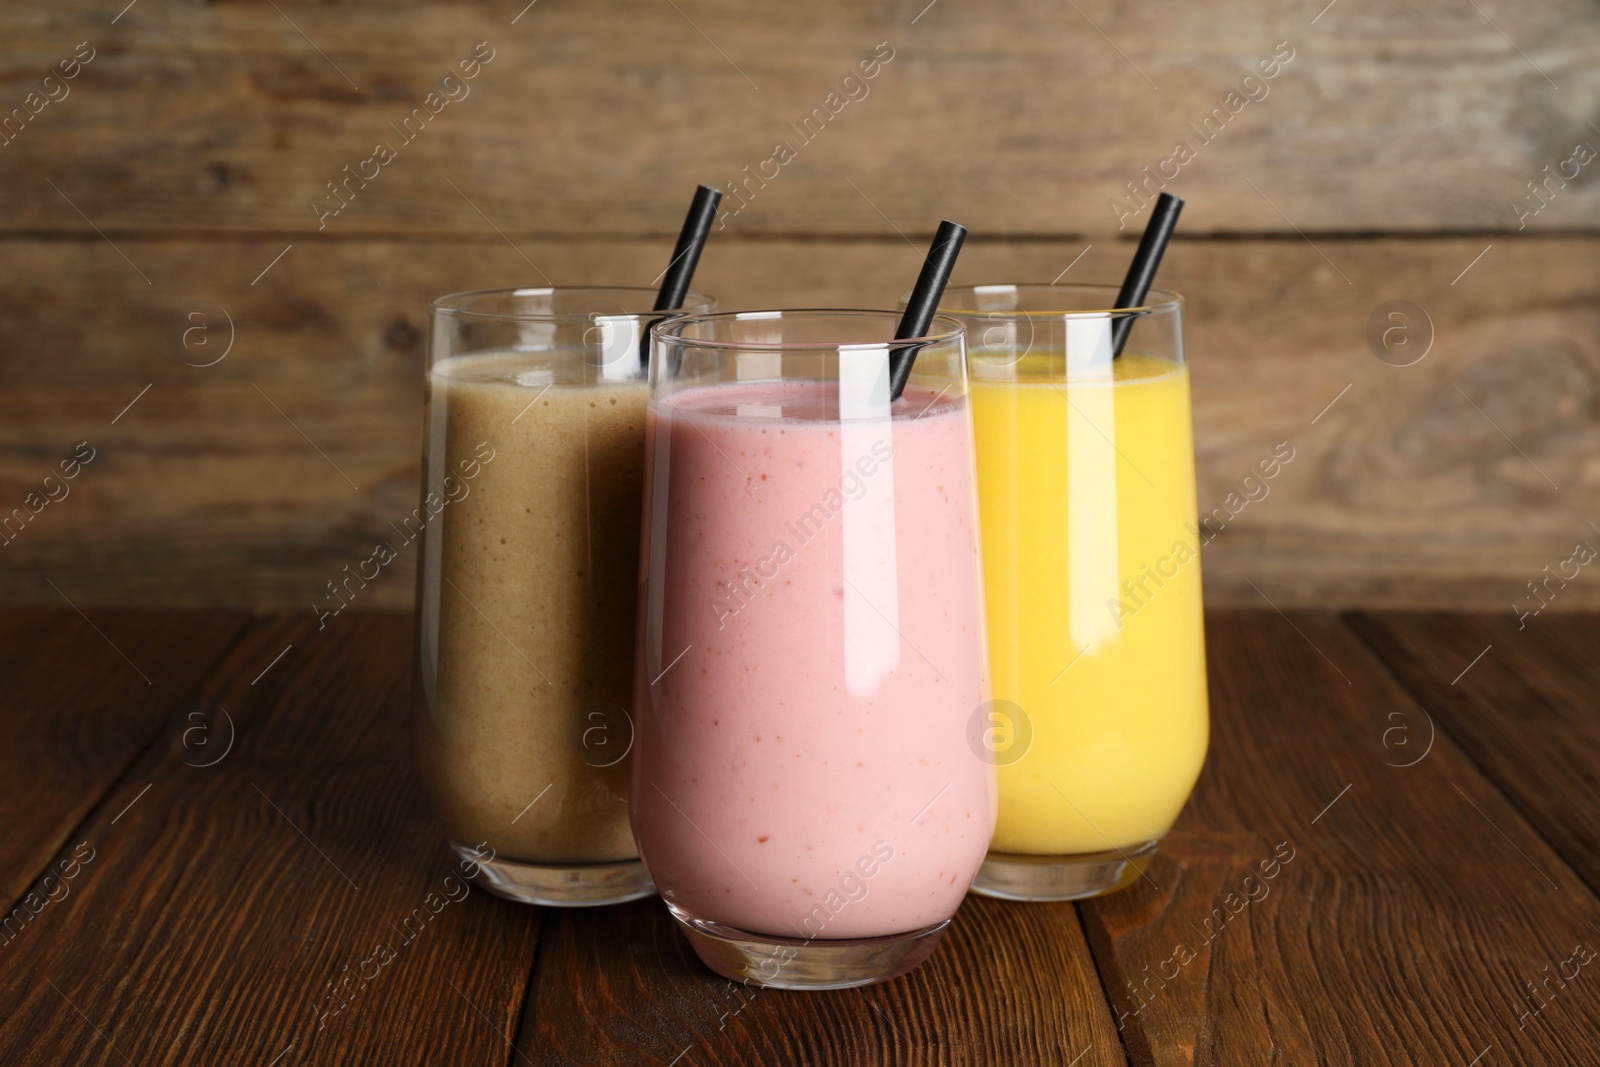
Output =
[
  {"x1": 415, "y1": 286, "x2": 713, "y2": 906},
  {"x1": 634, "y1": 310, "x2": 994, "y2": 988},
  {"x1": 938, "y1": 284, "x2": 1208, "y2": 900}
]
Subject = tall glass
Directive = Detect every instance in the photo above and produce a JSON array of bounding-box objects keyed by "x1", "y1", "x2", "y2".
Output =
[
  {"x1": 634, "y1": 310, "x2": 995, "y2": 988},
  {"x1": 939, "y1": 284, "x2": 1208, "y2": 900},
  {"x1": 415, "y1": 286, "x2": 713, "y2": 906}
]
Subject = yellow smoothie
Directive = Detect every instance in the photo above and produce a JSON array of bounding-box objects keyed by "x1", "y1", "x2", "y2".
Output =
[{"x1": 970, "y1": 351, "x2": 1208, "y2": 855}]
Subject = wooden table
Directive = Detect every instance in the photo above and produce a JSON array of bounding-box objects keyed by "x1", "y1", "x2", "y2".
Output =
[{"x1": 4, "y1": 609, "x2": 1599, "y2": 1064}]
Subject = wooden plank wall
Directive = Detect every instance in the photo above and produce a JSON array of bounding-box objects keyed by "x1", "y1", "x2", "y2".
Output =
[{"x1": 0, "y1": 0, "x2": 1596, "y2": 611}]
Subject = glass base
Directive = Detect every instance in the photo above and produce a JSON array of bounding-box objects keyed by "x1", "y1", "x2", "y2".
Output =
[
  {"x1": 669, "y1": 908, "x2": 950, "y2": 990},
  {"x1": 969, "y1": 840, "x2": 1159, "y2": 901},
  {"x1": 450, "y1": 841, "x2": 656, "y2": 907}
]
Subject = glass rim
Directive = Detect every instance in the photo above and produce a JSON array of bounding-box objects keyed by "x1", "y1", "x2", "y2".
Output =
[
  {"x1": 651, "y1": 308, "x2": 966, "y2": 351},
  {"x1": 927, "y1": 283, "x2": 1184, "y2": 318},
  {"x1": 431, "y1": 285, "x2": 715, "y2": 321}
]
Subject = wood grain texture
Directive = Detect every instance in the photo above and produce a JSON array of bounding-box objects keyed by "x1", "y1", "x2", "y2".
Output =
[
  {"x1": 2, "y1": 0, "x2": 1596, "y2": 609},
  {"x1": 0, "y1": 609, "x2": 245, "y2": 907},
  {"x1": 1077, "y1": 611, "x2": 1600, "y2": 1065},
  {"x1": 0, "y1": 0, "x2": 1595, "y2": 236},
  {"x1": 5, "y1": 609, "x2": 1600, "y2": 1062},
  {"x1": 1348, "y1": 611, "x2": 1600, "y2": 897},
  {"x1": 518, "y1": 893, "x2": 1124, "y2": 1066},
  {"x1": 0, "y1": 612, "x2": 543, "y2": 1066},
  {"x1": 0, "y1": 234, "x2": 1595, "y2": 609}
]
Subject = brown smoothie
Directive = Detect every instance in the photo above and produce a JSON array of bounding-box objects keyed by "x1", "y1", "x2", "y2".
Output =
[{"x1": 416, "y1": 350, "x2": 645, "y2": 864}]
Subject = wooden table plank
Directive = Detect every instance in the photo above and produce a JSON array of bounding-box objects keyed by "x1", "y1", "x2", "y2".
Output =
[
  {"x1": 0, "y1": 613, "x2": 542, "y2": 1066},
  {"x1": 9, "y1": 608, "x2": 1600, "y2": 1064},
  {"x1": 0, "y1": 608, "x2": 247, "y2": 908},
  {"x1": 517, "y1": 893, "x2": 1124, "y2": 1066},
  {"x1": 1349, "y1": 611, "x2": 1600, "y2": 896},
  {"x1": 1078, "y1": 611, "x2": 1600, "y2": 1065}
]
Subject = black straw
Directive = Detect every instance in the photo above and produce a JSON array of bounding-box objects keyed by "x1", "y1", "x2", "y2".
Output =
[
  {"x1": 889, "y1": 220, "x2": 967, "y2": 400},
  {"x1": 1110, "y1": 192, "x2": 1183, "y2": 357},
  {"x1": 655, "y1": 185, "x2": 722, "y2": 312}
]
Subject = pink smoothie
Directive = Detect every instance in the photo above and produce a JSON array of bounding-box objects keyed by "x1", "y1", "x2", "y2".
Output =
[{"x1": 631, "y1": 379, "x2": 995, "y2": 940}]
